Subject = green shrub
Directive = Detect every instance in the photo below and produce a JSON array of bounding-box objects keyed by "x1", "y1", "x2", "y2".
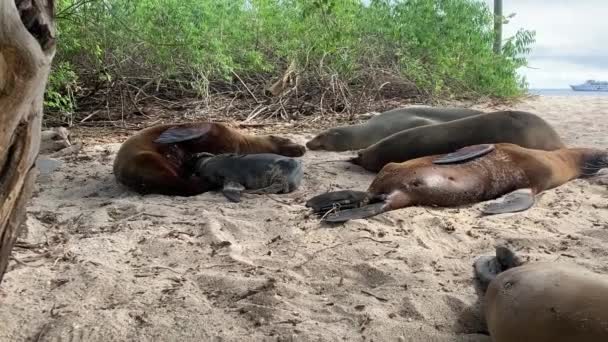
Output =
[{"x1": 46, "y1": 0, "x2": 535, "y2": 122}]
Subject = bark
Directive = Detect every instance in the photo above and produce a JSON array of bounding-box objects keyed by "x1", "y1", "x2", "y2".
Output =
[{"x1": 0, "y1": 0, "x2": 56, "y2": 283}]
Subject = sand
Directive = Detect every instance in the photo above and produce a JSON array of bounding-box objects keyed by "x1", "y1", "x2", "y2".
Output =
[{"x1": 1, "y1": 95, "x2": 607, "y2": 342}]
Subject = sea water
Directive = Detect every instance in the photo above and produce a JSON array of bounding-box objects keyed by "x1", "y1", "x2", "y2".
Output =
[{"x1": 529, "y1": 89, "x2": 608, "y2": 96}]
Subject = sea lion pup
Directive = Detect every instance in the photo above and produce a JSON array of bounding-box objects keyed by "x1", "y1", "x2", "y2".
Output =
[
  {"x1": 306, "y1": 143, "x2": 608, "y2": 222},
  {"x1": 306, "y1": 106, "x2": 483, "y2": 151},
  {"x1": 190, "y1": 152, "x2": 303, "y2": 202},
  {"x1": 473, "y1": 246, "x2": 608, "y2": 342},
  {"x1": 351, "y1": 110, "x2": 565, "y2": 172},
  {"x1": 40, "y1": 127, "x2": 71, "y2": 154},
  {"x1": 113, "y1": 122, "x2": 306, "y2": 196}
]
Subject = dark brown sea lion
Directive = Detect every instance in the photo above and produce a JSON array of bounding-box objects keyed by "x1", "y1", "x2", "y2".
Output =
[
  {"x1": 306, "y1": 106, "x2": 483, "y2": 151},
  {"x1": 113, "y1": 122, "x2": 305, "y2": 196},
  {"x1": 306, "y1": 143, "x2": 608, "y2": 222},
  {"x1": 191, "y1": 152, "x2": 303, "y2": 202},
  {"x1": 351, "y1": 110, "x2": 566, "y2": 172},
  {"x1": 474, "y1": 246, "x2": 608, "y2": 342}
]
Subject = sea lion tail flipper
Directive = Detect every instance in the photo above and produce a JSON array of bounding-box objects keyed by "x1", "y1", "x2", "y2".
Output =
[
  {"x1": 154, "y1": 125, "x2": 212, "y2": 144},
  {"x1": 222, "y1": 181, "x2": 246, "y2": 203},
  {"x1": 473, "y1": 246, "x2": 524, "y2": 293},
  {"x1": 433, "y1": 144, "x2": 495, "y2": 165},
  {"x1": 323, "y1": 202, "x2": 387, "y2": 223},
  {"x1": 481, "y1": 188, "x2": 535, "y2": 215},
  {"x1": 305, "y1": 190, "x2": 373, "y2": 215}
]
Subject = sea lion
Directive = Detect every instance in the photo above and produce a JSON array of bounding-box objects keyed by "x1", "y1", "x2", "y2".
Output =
[
  {"x1": 40, "y1": 127, "x2": 71, "y2": 154},
  {"x1": 113, "y1": 122, "x2": 306, "y2": 196},
  {"x1": 191, "y1": 152, "x2": 303, "y2": 202},
  {"x1": 306, "y1": 143, "x2": 608, "y2": 222},
  {"x1": 352, "y1": 110, "x2": 566, "y2": 172},
  {"x1": 473, "y1": 246, "x2": 608, "y2": 342},
  {"x1": 306, "y1": 106, "x2": 483, "y2": 151}
]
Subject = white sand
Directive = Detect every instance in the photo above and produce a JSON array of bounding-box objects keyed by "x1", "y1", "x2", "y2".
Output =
[{"x1": 1, "y1": 95, "x2": 607, "y2": 341}]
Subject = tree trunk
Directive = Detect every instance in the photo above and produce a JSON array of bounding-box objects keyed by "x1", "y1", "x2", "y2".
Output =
[
  {"x1": 493, "y1": 0, "x2": 503, "y2": 54},
  {"x1": 0, "y1": 0, "x2": 56, "y2": 283}
]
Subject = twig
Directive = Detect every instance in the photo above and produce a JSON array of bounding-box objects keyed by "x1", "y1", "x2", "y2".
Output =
[
  {"x1": 79, "y1": 110, "x2": 100, "y2": 123},
  {"x1": 360, "y1": 290, "x2": 388, "y2": 302},
  {"x1": 264, "y1": 194, "x2": 291, "y2": 205},
  {"x1": 236, "y1": 278, "x2": 276, "y2": 301},
  {"x1": 13, "y1": 242, "x2": 47, "y2": 251},
  {"x1": 359, "y1": 236, "x2": 394, "y2": 244},
  {"x1": 232, "y1": 70, "x2": 259, "y2": 103},
  {"x1": 245, "y1": 104, "x2": 267, "y2": 122}
]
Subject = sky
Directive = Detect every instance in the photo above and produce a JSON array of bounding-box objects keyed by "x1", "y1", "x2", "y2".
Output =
[{"x1": 485, "y1": 0, "x2": 608, "y2": 89}]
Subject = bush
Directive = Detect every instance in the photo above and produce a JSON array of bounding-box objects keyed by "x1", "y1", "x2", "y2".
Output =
[{"x1": 47, "y1": 0, "x2": 535, "y2": 123}]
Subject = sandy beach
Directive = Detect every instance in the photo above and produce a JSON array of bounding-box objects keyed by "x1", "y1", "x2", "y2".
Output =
[{"x1": 1, "y1": 95, "x2": 607, "y2": 342}]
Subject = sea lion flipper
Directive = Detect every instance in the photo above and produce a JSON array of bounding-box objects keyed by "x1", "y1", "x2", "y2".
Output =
[
  {"x1": 154, "y1": 125, "x2": 212, "y2": 144},
  {"x1": 323, "y1": 203, "x2": 387, "y2": 223},
  {"x1": 305, "y1": 190, "x2": 371, "y2": 215},
  {"x1": 473, "y1": 255, "x2": 502, "y2": 292},
  {"x1": 473, "y1": 246, "x2": 525, "y2": 293},
  {"x1": 481, "y1": 188, "x2": 535, "y2": 215},
  {"x1": 222, "y1": 181, "x2": 246, "y2": 203},
  {"x1": 433, "y1": 144, "x2": 496, "y2": 165},
  {"x1": 495, "y1": 246, "x2": 524, "y2": 269}
]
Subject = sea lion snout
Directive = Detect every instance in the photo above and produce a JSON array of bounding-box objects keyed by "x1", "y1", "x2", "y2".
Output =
[
  {"x1": 306, "y1": 136, "x2": 323, "y2": 150},
  {"x1": 268, "y1": 135, "x2": 306, "y2": 157},
  {"x1": 280, "y1": 143, "x2": 306, "y2": 157},
  {"x1": 349, "y1": 151, "x2": 366, "y2": 166},
  {"x1": 306, "y1": 130, "x2": 354, "y2": 151}
]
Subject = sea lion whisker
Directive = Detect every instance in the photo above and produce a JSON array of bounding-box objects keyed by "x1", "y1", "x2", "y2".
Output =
[{"x1": 583, "y1": 160, "x2": 608, "y2": 166}]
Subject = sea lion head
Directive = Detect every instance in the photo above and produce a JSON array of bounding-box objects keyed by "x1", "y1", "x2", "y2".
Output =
[
  {"x1": 579, "y1": 148, "x2": 608, "y2": 177},
  {"x1": 268, "y1": 135, "x2": 306, "y2": 157},
  {"x1": 186, "y1": 152, "x2": 216, "y2": 177},
  {"x1": 306, "y1": 129, "x2": 353, "y2": 151},
  {"x1": 349, "y1": 149, "x2": 382, "y2": 172}
]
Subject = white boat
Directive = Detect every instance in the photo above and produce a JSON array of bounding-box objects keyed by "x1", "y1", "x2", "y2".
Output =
[{"x1": 570, "y1": 80, "x2": 608, "y2": 92}]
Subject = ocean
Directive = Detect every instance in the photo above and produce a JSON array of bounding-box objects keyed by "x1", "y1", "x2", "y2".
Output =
[{"x1": 529, "y1": 89, "x2": 608, "y2": 96}]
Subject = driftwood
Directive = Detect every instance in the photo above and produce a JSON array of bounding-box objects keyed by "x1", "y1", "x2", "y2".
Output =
[{"x1": 0, "y1": 0, "x2": 56, "y2": 283}]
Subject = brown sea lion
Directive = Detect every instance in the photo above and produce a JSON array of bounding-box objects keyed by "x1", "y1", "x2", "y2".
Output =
[
  {"x1": 473, "y1": 246, "x2": 608, "y2": 342},
  {"x1": 113, "y1": 122, "x2": 305, "y2": 196},
  {"x1": 191, "y1": 152, "x2": 303, "y2": 202},
  {"x1": 351, "y1": 110, "x2": 565, "y2": 172},
  {"x1": 306, "y1": 143, "x2": 608, "y2": 222},
  {"x1": 306, "y1": 106, "x2": 483, "y2": 151}
]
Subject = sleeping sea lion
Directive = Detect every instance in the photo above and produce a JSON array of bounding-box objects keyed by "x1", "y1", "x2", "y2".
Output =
[
  {"x1": 473, "y1": 246, "x2": 608, "y2": 342},
  {"x1": 306, "y1": 143, "x2": 608, "y2": 222},
  {"x1": 306, "y1": 106, "x2": 483, "y2": 151},
  {"x1": 40, "y1": 127, "x2": 71, "y2": 154},
  {"x1": 191, "y1": 152, "x2": 303, "y2": 202},
  {"x1": 113, "y1": 122, "x2": 305, "y2": 196},
  {"x1": 351, "y1": 110, "x2": 565, "y2": 172}
]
